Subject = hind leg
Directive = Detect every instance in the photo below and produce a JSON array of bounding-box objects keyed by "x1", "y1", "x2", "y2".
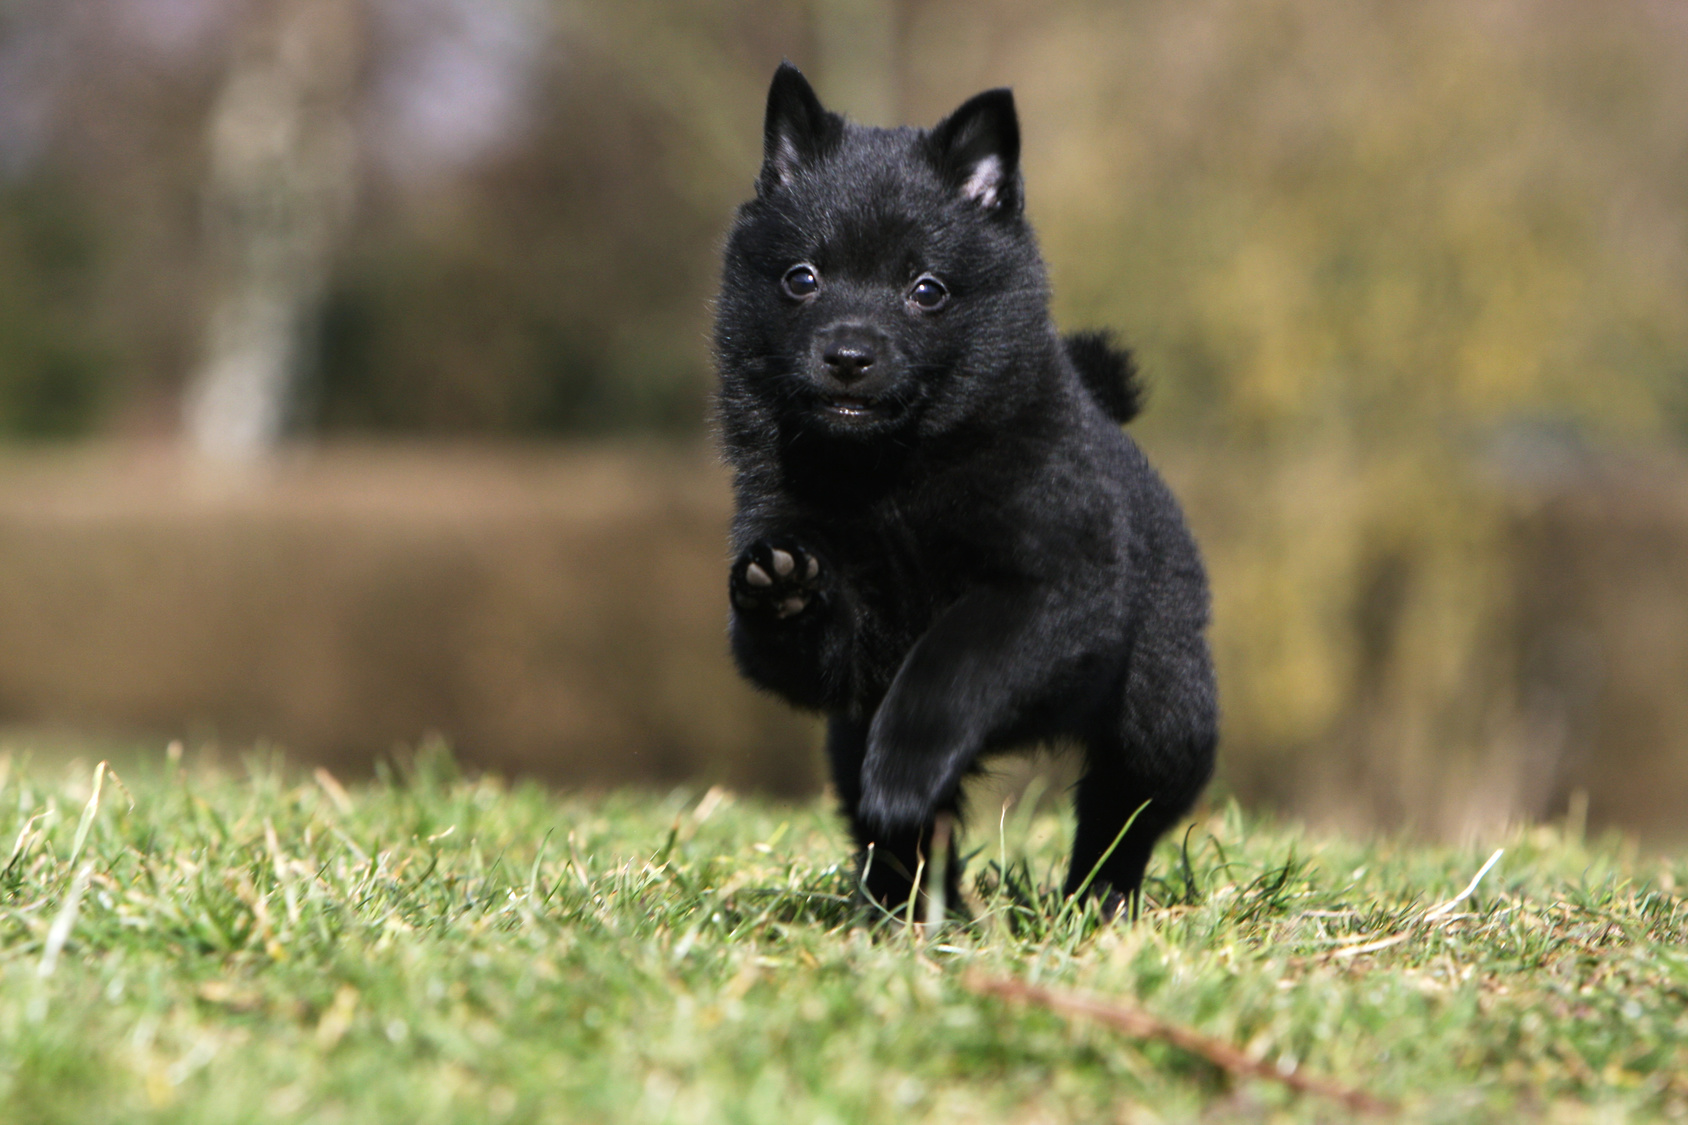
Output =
[
  {"x1": 827, "y1": 715, "x2": 962, "y2": 915},
  {"x1": 1067, "y1": 617, "x2": 1219, "y2": 915},
  {"x1": 1065, "y1": 728, "x2": 1215, "y2": 916}
]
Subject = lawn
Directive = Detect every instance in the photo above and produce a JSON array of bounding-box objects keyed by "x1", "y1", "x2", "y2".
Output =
[{"x1": 0, "y1": 746, "x2": 1684, "y2": 1123}]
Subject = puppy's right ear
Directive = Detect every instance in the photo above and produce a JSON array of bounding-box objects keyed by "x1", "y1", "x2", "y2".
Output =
[{"x1": 761, "y1": 62, "x2": 840, "y2": 194}]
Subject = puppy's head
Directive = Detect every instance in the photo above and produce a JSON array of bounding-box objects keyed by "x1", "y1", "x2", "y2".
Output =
[{"x1": 716, "y1": 63, "x2": 1052, "y2": 445}]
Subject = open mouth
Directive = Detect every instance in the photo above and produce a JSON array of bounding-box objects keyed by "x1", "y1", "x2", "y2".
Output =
[
  {"x1": 824, "y1": 395, "x2": 878, "y2": 419},
  {"x1": 807, "y1": 388, "x2": 908, "y2": 431}
]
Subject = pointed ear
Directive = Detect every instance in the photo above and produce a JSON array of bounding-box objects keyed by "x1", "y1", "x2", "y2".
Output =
[
  {"x1": 760, "y1": 62, "x2": 841, "y2": 193},
  {"x1": 930, "y1": 88, "x2": 1021, "y2": 212}
]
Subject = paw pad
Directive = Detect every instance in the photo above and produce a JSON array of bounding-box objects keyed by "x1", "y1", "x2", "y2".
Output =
[{"x1": 732, "y1": 539, "x2": 825, "y2": 620}]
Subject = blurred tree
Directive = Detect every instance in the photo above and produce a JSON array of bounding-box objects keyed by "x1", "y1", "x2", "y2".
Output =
[
  {"x1": 0, "y1": 177, "x2": 108, "y2": 437},
  {"x1": 309, "y1": 0, "x2": 804, "y2": 435},
  {"x1": 183, "y1": 0, "x2": 362, "y2": 458},
  {"x1": 1007, "y1": 0, "x2": 1688, "y2": 452}
]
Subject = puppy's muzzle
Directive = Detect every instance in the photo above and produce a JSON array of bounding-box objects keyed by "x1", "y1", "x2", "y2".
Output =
[{"x1": 815, "y1": 323, "x2": 889, "y2": 390}]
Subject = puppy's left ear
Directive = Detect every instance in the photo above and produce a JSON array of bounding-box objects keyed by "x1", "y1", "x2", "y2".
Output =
[{"x1": 931, "y1": 89, "x2": 1021, "y2": 213}]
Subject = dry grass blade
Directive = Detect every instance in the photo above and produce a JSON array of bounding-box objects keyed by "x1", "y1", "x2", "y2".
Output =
[
  {"x1": 1329, "y1": 931, "x2": 1413, "y2": 958},
  {"x1": 313, "y1": 767, "x2": 355, "y2": 816},
  {"x1": 924, "y1": 813, "x2": 954, "y2": 932},
  {"x1": 67, "y1": 761, "x2": 107, "y2": 870},
  {"x1": 1421, "y1": 848, "x2": 1505, "y2": 922},
  {"x1": 962, "y1": 971, "x2": 1396, "y2": 1115},
  {"x1": 1332, "y1": 847, "x2": 1504, "y2": 959},
  {"x1": 38, "y1": 861, "x2": 95, "y2": 978}
]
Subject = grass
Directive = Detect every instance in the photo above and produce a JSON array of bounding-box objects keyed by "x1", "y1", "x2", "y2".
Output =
[{"x1": 0, "y1": 747, "x2": 1685, "y2": 1123}]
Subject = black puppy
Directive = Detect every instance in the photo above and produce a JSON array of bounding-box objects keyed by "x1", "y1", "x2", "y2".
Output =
[{"x1": 715, "y1": 64, "x2": 1217, "y2": 915}]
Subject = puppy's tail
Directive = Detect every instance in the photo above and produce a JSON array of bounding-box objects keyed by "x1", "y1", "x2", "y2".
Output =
[{"x1": 1063, "y1": 330, "x2": 1144, "y2": 425}]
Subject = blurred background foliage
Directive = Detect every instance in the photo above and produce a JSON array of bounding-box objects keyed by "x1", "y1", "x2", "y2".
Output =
[
  {"x1": 0, "y1": 177, "x2": 109, "y2": 436},
  {"x1": 2, "y1": 0, "x2": 1681, "y2": 445},
  {"x1": 0, "y1": 0, "x2": 1684, "y2": 837}
]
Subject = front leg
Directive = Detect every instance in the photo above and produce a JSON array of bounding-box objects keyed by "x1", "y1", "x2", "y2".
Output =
[
  {"x1": 857, "y1": 584, "x2": 1092, "y2": 835},
  {"x1": 827, "y1": 716, "x2": 962, "y2": 913},
  {"x1": 729, "y1": 536, "x2": 850, "y2": 709}
]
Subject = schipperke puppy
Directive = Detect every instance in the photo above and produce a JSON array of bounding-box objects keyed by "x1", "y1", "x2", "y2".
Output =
[{"x1": 716, "y1": 63, "x2": 1217, "y2": 916}]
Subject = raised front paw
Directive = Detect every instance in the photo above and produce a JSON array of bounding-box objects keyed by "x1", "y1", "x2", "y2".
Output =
[{"x1": 731, "y1": 538, "x2": 826, "y2": 621}]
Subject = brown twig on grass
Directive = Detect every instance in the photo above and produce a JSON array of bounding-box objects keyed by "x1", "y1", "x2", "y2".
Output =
[{"x1": 961, "y1": 972, "x2": 1395, "y2": 1115}]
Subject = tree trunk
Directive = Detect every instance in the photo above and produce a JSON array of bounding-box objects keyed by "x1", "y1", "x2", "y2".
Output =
[{"x1": 185, "y1": 0, "x2": 362, "y2": 459}]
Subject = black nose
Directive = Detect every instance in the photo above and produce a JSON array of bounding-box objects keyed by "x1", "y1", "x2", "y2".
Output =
[{"x1": 819, "y1": 327, "x2": 879, "y2": 385}]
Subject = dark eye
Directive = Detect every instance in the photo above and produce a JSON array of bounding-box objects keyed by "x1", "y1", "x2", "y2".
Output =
[
  {"x1": 908, "y1": 275, "x2": 948, "y2": 311},
  {"x1": 782, "y1": 264, "x2": 820, "y2": 299}
]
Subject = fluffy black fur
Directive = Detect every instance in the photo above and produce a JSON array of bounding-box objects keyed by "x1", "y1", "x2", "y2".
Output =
[{"x1": 715, "y1": 63, "x2": 1217, "y2": 915}]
